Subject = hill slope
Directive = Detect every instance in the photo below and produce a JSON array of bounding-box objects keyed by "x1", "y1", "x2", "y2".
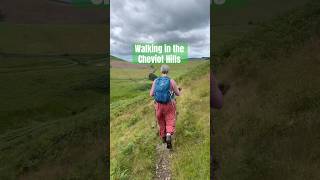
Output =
[
  {"x1": 0, "y1": 0, "x2": 107, "y2": 24},
  {"x1": 0, "y1": 23, "x2": 108, "y2": 179},
  {"x1": 212, "y1": 1, "x2": 320, "y2": 179},
  {"x1": 110, "y1": 61, "x2": 210, "y2": 179}
]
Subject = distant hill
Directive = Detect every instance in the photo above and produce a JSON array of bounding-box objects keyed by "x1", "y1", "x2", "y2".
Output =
[
  {"x1": 0, "y1": 0, "x2": 108, "y2": 24},
  {"x1": 189, "y1": 57, "x2": 210, "y2": 61},
  {"x1": 110, "y1": 55, "x2": 149, "y2": 69},
  {"x1": 110, "y1": 55, "x2": 126, "y2": 62}
]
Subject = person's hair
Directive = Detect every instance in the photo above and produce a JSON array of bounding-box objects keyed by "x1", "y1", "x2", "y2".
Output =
[{"x1": 160, "y1": 64, "x2": 169, "y2": 74}]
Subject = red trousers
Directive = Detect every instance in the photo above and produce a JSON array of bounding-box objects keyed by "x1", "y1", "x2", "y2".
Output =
[{"x1": 155, "y1": 101, "x2": 176, "y2": 138}]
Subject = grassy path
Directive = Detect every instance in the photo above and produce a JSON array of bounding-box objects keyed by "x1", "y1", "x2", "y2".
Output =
[
  {"x1": 155, "y1": 144, "x2": 172, "y2": 179},
  {"x1": 111, "y1": 62, "x2": 210, "y2": 179},
  {"x1": 154, "y1": 71, "x2": 210, "y2": 180}
]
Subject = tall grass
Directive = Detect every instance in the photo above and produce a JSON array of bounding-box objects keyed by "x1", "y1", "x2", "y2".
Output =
[{"x1": 172, "y1": 68, "x2": 210, "y2": 179}]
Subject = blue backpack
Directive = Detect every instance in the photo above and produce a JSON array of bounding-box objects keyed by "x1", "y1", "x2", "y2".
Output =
[{"x1": 154, "y1": 77, "x2": 171, "y2": 103}]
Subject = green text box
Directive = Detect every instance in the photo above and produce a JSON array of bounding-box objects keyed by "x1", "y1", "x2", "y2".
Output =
[{"x1": 132, "y1": 43, "x2": 188, "y2": 64}]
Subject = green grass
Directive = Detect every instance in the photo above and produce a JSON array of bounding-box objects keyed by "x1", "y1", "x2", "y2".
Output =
[
  {"x1": 212, "y1": 0, "x2": 307, "y2": 52},
  {"x1": 110, "y1": 59, "x2": 210, "y2": 179},
  {"x1": 172, "y1": 65, "x2": 210, "y2": 179},
  {"x1": 212, "y1": 1, "x2": 320, "y2": 179},
  {"x1": 0, "y1": 24, "x2": 107, "y2": 179},
  {"x1": 110, "y1": 60, "x2": 207, "y2": 102},
  {"x1": 0, "y1": 23, "x2": 108, "y2": 54}
]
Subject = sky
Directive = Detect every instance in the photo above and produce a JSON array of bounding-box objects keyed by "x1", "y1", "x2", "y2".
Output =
[{"x1": 110, "y1": 0, "x2": 210, "y2": 61}]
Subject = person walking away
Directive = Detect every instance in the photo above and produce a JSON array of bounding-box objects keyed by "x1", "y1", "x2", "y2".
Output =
[
  {"x1": 150, "y1": 65, "x2": 181, "y2": 149},
  {"x1": 211, "y1": 72, "x2": 223, "y2": 109},
  {"x1": 210, "y1": 71, "x2": 230, "y2": 179}
]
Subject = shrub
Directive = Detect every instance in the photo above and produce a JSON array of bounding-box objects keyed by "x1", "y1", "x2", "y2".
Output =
[{"x1": 148, "y1": 73, "x2": 157, "y2": 81}]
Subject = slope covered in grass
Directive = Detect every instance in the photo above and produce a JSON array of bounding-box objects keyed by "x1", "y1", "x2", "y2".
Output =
[
  {"x1": 0, "y1": 24, "x2": 108, "y2": 179},
  {"x1": 212, "y1": 1, "x2": 320, "y2": 179},
  {"x1": 110, "y1": 61, "x2": 210, "y2": 179},
  {"x1": 0, "y1": 56, "x2": 108, "y2": 179},
  {"x1": 212, "y1": 0, "x2": 307, "y2": 52},
  {"x1": 0, "y1": 24, "x2": 108, "y2": 54},
  {"x1": 171, "y1": 63, "x2": 210, "y2": 179}
]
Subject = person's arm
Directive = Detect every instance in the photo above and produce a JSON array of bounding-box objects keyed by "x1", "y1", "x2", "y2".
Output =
[
  {"x1": 150, "y1": 80, "x2": 155, "y2": 97},
  {"x1": 171, "y1": 79, "x2": 181, "y2": 96},
  {"x1": 211, "y1": 73, "x2": 223, "y2": 109}
]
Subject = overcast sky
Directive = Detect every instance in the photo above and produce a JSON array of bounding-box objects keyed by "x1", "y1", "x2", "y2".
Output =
[{"x1": 110, "y1": 0, "x2": 210, "y2": 61}]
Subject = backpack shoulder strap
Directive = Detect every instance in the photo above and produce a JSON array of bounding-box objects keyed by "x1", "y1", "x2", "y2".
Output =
[{"x1": 170, "y1": 79, "x2": 175, "y2": 91}]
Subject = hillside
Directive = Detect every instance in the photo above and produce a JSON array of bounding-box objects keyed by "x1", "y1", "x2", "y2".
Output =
[
  {"x1": 0, "y1": 55, "x2": 108, "y2": 179},
  {"x1": 0, "y1": 0, "x2": 107, "y2": 24},
  {"x1": 0, "y1": 22, "x2": 108, "y2": 179},
  {"x1": 212, "y1": 0, "x2": 320, "y2": 179},
  {"x1": 212, "y1": 0, "x2": 307, "y2": 52},
  {"x1": 110, "y1": 55, "x2": 126, "y2": 62},
  {"x1": 110, "y1": 59, "x2": 210, "y2": 179},
  {"x1": 110, "y1": 55, "x2": 148, "y2": 69},
  {"x1": 0, "y1": 24, "x2": 108, "y2": 54}
]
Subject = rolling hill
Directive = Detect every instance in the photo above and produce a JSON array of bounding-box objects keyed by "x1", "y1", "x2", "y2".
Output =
[
  {"x1": 212, "y1": 0, "x2": 320, "y2": 179},
  {"x1": 0, "y1": 0, "x2": 107, "y2": 24},
  {"x1": 0, "y1": 11, "x2": 108, "y2": 179},
  {"x1": 110, "y1": 56, "x2": 210, "y2": 179}
]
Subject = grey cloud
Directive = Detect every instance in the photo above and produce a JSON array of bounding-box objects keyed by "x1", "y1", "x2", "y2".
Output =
[{"x1": 111, "y1": 0, "x2": 210, "y2": 60}]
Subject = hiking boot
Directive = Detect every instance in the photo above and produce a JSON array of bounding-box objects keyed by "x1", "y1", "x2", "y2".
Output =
[
  {"x1": 166, "y1": 134, "x2": 172, "y2": 149},
  {"x1": 162, "y1": 136, "x2": 166, "y2": 143}
]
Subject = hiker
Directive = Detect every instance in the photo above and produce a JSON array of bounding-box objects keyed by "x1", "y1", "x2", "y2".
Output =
[
  {"x1": 150, "y1": 64, "x2": 181, "y2": 149},
  {"x1": 211, "y1": 72, "x2": 223, "y2": 109},
  {"x1": 211, "y1": 71, "x2": 230, "y2": 180}
]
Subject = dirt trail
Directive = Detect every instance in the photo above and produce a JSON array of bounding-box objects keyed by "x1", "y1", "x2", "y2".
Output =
[{"x1": 155, "y1": 143, "x2": 172, "y2": 180}]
